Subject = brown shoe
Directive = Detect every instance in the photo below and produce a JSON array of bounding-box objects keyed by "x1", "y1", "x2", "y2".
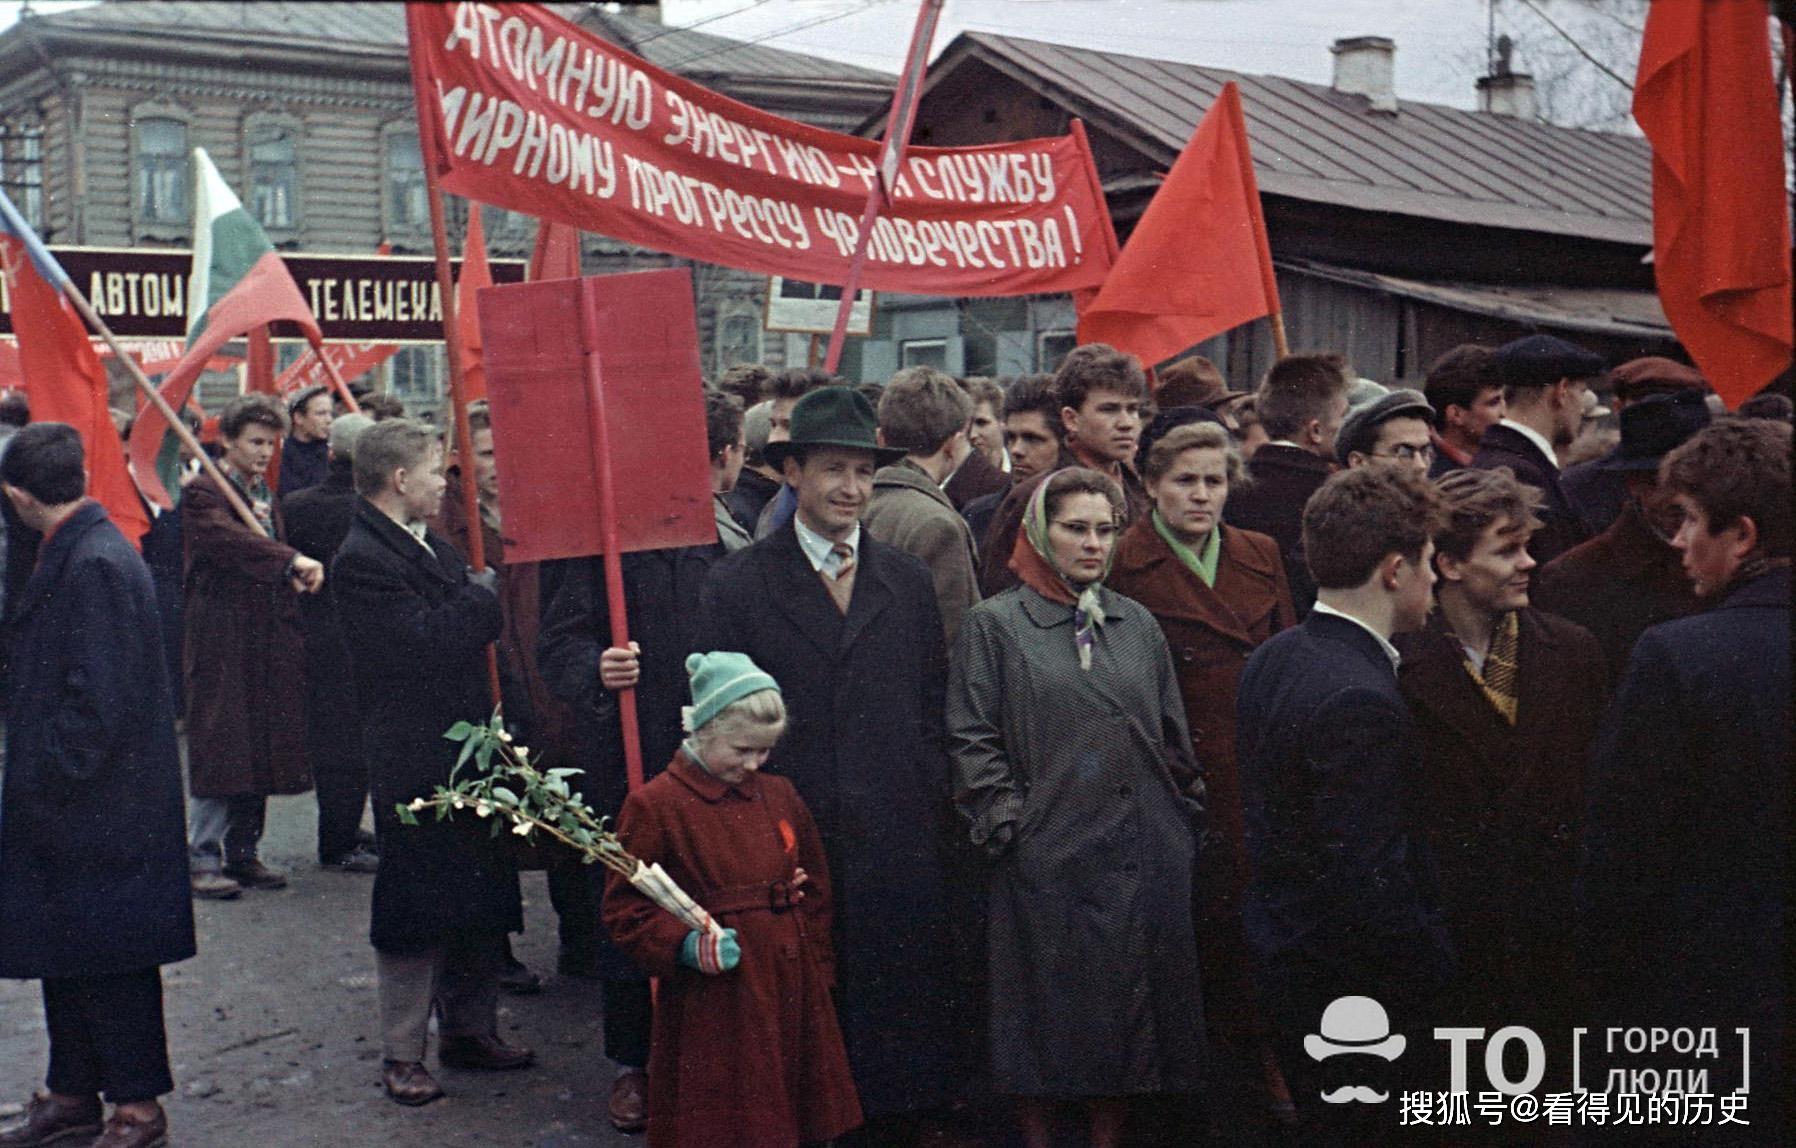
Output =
[
  {"x1": 437, "y1": 1034, "x2": 535, "y2": 1071},
  {"x1": 189, "y1": 872, "x2": 242, "y2": 901},
  {"x1": 381, "y1": 1061, "x2": 444, "y2": 1107},
  {"x1": 87, "y1": 1105, "x2": 166, "y2": 1148},
  {"x1": 0, "y1": 1094, "x2": 102, "y2": 1147},
  {"x1": 607, "y1": 1069, "x2": 648, "y2": 1134},
  {"x1": 221, "y1": 860, "x2": 288, "y2": 890}
]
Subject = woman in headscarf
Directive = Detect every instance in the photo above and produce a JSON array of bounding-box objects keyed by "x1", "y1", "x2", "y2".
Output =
[
  {"x1": 946, "y1": 467, "x2": 1206, "y2": 1148},
  {"x1": 1107, "y1": 421, "x2": 1299, "y2": 1130}
]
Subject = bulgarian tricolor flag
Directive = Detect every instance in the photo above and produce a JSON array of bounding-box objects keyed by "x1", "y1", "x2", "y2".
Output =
[{"x1": 127, "y1": 148, "x2": 338, "y2": 509}]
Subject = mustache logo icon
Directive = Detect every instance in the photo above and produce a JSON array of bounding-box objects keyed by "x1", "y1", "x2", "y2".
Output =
[{"x1": 1320, "y1": 1085, "x2": 1389, "y2": 1105}]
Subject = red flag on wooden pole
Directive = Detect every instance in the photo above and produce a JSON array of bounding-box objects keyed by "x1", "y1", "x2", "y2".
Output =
[
  {"x1": 1076, "y1": 82, "x2": 1285, "y2": 367},
  {"x1": 1633, "y1": 1, "x2": 1792, "y2": 409}
]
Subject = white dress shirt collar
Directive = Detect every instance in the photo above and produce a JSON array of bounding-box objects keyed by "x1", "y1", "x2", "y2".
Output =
[
  {"x1": 794, "y1": 517, "x2": 859, "y2": 579},
  {"x1": 1311, "y1": 600, "x2": 1402, "y2": 673},
  {"x1": 1497, "y1": 418, "x2": 1559, "y2": 472}
]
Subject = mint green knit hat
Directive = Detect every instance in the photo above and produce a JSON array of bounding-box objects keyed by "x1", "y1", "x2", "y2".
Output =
[{"x1": 682, "y1": 651, "x2": 782, "y2": 733}]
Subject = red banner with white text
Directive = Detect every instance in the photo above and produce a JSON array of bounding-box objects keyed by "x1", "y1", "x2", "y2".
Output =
[{"x1": 406, "y1": 2, "x2": 1113, "y2": 297}]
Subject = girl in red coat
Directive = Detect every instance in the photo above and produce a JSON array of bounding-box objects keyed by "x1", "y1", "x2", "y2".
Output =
[{"x1": 602, "y1": 651, "x2": 861, "y2": 1148}]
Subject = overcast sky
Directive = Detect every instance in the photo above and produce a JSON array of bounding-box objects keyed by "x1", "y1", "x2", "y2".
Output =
[{"x1": 0, "y1": 0, "x2": 1643, "y2": 124}]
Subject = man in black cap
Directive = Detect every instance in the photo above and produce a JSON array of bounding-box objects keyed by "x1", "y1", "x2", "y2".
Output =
[
  {"x1": 1560, "y1": 359, "x2": 1707, "y2": 534},
  {"x1": 279, "y1": 384, "x2": 336, "y2": 496},
  {"x1": 695, "y1": 386, "x2": 967, "y2": 1143},
  {"x1": 1336, "y1": 389, "x2": 1436, "y2": 478},
  {"x1": 1472, "y1": 334, "x2": 1606, "y2": 564},
  {"x1": 1533, "y1": 390, "x2": 1710, "y2": 677}
]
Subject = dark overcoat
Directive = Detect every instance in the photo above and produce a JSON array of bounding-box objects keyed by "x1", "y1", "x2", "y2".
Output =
[
  {"x1": 331, "y1": 500, "x2": 520, "y2": 953},
  {"x1": 694, "y1": 525, "x2": 964, "y2": 1119},
  {"x1": 1221, "y1": 443, "x2": 1333, "y2": 617},
  {"x1": 1470, "y1": 425, "x2": 1589, "y2": 565},
  {"x1": 1106, "y1": 519, "x2": 1295, "y2": 1044},
  {"x1": 1579, "y1": 566, "x2": 1788, "y2": 1118},
  {"x1": 281, "y1": 460, "x2": 359, "y2": 710},
  {"x1": 942, "y1": 447, "x2": 1010, "y2": 511},
  {"x1": 602, "y1": 753, "x2": 861, "y2": 1148},
  {"x1": 0, "y1": 502, "x2": 195, "y2": 979},
  {"x1": 1393, "y1": 608, "x2": 1606, "y2": 1027},
  {"x1": 1532, "y1": 500, "x2": 1703, "y2": 678},
  {"x1": 182, "y1": 468, "x2": 310, "y2": 798},
  {"x1": 946, "y1": 585, "x2": 1205, "y2": 1097}
]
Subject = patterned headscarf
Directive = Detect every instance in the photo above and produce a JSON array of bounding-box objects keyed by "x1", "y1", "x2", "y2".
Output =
[{"x1": 1007, "y1": 470, "x2": 1114, "y2": 670}]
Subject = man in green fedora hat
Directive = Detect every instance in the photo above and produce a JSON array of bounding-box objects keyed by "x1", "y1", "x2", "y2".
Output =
[{"x1": 696, "y1": 385, "x2": 972, "y2": 1140}]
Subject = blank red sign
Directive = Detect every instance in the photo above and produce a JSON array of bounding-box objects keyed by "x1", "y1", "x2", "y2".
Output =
[{"x1": 476, "y1": 268, "x2": 716, "y2": 564}]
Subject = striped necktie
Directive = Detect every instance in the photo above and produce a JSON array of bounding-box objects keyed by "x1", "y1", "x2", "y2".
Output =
[{"x1": 823, "y1": 542, "x2": 855, "y2": 613}]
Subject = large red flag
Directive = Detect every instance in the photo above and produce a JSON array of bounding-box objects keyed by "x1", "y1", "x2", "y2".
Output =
[
  {"x1": 0, "y1": 238, "x2": 151, "y2": 547},
  {"x1": 528, "y1": 220, "x2": 582, "y2": 282},
  {"x1": 456, "y1": 209, "x2": 492, "y2": 404},
  {"x1": 1633, "y1": 2, "x2": 1792, "y2": 408},
  {"x1": 1077, "y1": 83, "x2": 1279, "y2": 368}
]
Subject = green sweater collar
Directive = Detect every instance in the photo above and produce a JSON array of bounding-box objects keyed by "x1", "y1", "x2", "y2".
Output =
[{"x1": 1153, "y1": 510, "x2": 1221, "y2": 587}]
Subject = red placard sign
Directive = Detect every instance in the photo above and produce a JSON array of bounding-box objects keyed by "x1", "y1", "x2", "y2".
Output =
[
  {"x1": 407, "y1": 2, "x2": 1113, "y2": 298},
  {"x1": 477, "y1": 268, "x2": 714, "y2": 564}
]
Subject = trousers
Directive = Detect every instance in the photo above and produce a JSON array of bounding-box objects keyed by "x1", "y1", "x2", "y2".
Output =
[
  {"x1": 187, "y1": 793, "x2": 266, "y2": 871},
  {"x1": 375, "y1": 932, "x2": 505, "y2": 1063},
  {"x1": 42, "y1": 968, "x2": 174, "y2": 1104}
]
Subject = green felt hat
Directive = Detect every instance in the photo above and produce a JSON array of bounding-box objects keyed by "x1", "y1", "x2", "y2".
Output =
[{"x1": 762, "y1": 385, "x2": 906, "y2": 470}]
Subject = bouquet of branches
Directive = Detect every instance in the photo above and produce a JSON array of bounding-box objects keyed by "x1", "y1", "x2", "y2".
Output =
[{"x1": 396, "y1": 711, "x2": 724, "y2": 939}]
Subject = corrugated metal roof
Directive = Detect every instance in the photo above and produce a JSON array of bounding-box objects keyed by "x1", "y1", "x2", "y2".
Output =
[
  {"x1": 34, "y1": 1, "x2": 892, "y2": 85},
  {"x1": 938, "y1": 31, "x2": 1651, "y2": 246}
]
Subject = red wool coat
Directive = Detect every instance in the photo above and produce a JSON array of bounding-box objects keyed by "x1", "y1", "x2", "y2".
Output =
[{"x1": 602, "y1": 753, "x2": 862, "y2": 1148}]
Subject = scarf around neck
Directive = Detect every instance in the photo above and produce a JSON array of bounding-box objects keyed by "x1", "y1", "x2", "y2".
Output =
[{"x1": 1008, "y1": 470, "x2": 1111, "y2": 670}]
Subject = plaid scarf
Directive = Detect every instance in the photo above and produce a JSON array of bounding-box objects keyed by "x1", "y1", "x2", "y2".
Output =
[{"x1": 1464, "y1": 610, "x2": 1521, "y2": 725}]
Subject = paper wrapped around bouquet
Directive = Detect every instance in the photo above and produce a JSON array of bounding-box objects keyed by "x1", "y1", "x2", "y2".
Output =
[{"x1": 628, "y1": 860, "x2": 726, "y2": 938}]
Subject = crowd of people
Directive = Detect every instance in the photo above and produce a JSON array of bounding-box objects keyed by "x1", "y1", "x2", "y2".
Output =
[{"x1": 0, "y1": 332, "x2": 1787, "y2": 1148}]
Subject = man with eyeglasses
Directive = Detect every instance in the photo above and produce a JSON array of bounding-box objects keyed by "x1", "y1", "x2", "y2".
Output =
[{"x1": 1337, "y1": 389, "x2": 1436, "y2": 478}]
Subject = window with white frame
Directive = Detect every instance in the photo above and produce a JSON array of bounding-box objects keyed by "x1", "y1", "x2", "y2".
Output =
[
  {"x1": 383, "y1": 126, "x2": 429, "y2": 235},
  {"x1": 134, "y1": 115, "x2": 189, "y2": 227},
  {"x1": 247, "y1": 120, "x2": 300, "y2": 231}
]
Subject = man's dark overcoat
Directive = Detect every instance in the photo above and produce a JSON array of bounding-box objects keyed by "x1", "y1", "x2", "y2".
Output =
[
  {"x1": 942, "y1": 447, "x2": 1010, "y2": 511},
  {"x1": 182, "y1": 468, "x2": 310, "y2": 798},
  {"x1": 1579, "y1": 565, "x2": 1788, "y2": 1121},
  {"x1": 1222, "y1": 443, "x2": 1333, "y2": 617},
  {"x1": 0, "y1": 502, "x2": 195, "y2": 979},
  {"x1": 281, "y1": 459, "x2": 359, "y2": 704},
  {"x1": 694, "y1": 525, "x2": 964, "y2": 1119},
  {"x1": 331, "y1": 500, "x2": 520, "y2": 953},
  {"x1": 1470, "y1": 425, "x2": 1588, "y2": 564},
  {"x1": 1532, "y1": 500, "x2": 1702, "y2": 677},
  {"x1": 1106, "y1": 518, "x2": 1295, "y2": 1044},
  {"x1": 1393, "y1": 608, "x2": 1606, "y2": 1027}
]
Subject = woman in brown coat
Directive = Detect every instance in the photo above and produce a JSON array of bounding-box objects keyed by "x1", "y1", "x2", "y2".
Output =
[{"x1": 1106, "y1": 421, "x2": 1297, "y2": 1126}]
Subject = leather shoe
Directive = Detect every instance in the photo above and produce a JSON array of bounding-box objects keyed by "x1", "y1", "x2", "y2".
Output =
[
  {"x1": 607, "y1": 1069, "x2": 648, "y2": 1133},
  {"x1": 438, "y1": 1034, "x2": 535, "y2": 1071},
  {"x1": 88, "y1": 1106, "x2": 167, "y2": 1148},
  {"x1": 222, "y1": 860, "x2": 288, "y2": 889},
  {"x1": 0, "y1": 1093, "x2": 102, "y2": 1147},
  {"x1": 189, "y1": 872, "x2": 242, "y2": 900},
  {"x1": 324, "y1": 845, "x2": 380, "y2": 874},
  {"x1": 382, "y1": 1061, "x2": 444, "y2": 1107},
  {"x1": 497, "y1": 957, "x2": 542, "y2": 996}
]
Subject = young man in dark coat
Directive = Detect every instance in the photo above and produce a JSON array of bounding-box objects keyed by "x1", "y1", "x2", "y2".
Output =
[
  {"x1": 1237, "y1": 465, "x2": 1452, "y2": 1144},
  {"x1": 281, "y1": 411, "x2": 379, "y2": 873},
  {"x1": 695, "y1": 386, "x2": 967, "y2": 1141},
  {"x1": 331, "y1": 419, "x2": 531, "y2": 1107},
  {"x1": 0, "y1": 424, "x2": 194, "y2": 1148},
  {"x1": 1471, "y1": 334, "x2": 1604, "y2": 565},
  {"x1": 1392, "y1": 468, "x2": 1606, "y2": 1041},
  {"x1": 1533, "y1": 390, "x2": 1709, "y2": 678},
  {"x1": 536, "y1": 389, "x2": 749, "y2": 1133},
  {"x1": 1223, "y1": 352, "x2": 1351, "y2": 617},
  {"x1": 277, "y1": 384, "x2": 334, "y2": 497},
  {"x1": 1579, "y1": 420, "x2": 1790, "y2": 1136},
  {"x1": 183, "y1": 393, "x2": 323, "y2": 899}
]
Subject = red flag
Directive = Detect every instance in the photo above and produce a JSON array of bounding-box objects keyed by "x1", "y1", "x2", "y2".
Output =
[
  {"x1": 528, "y1": 220, "x2": 582, "y2": 282},
  {"x1": 1076, "y1": 83, "x2": 1279, "y2": 368},
  {"x1": 456, "y1": 209, "x2": 492, "y2": 404},
  {"x1": 1633, "y1": 2, "x2": 1792, "y2": 408},
  {"x1": 0, "y1": 239, "x2": 151, "y2": 547}
]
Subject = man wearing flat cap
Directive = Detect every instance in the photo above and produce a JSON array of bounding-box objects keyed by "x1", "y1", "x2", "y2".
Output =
[
  {"x1": 1534, "y1": 390, "x2": 1710, "y2": 677},
  {"x1": 1472, "y1": 334, "x2": 1605, "y2": 564},
  {"x1": 279, "y1": 385, "x2": 336, "y2": 497},
  {"x1": 1560, "y1": 358, "x2": 1706, "y2": 535},
  {"x1": 694, "y1": 386, "x2": 966, "y2": 1141},
  {"x1": 1337, "y1": 389, "x2": 1436, "y2": 478}
]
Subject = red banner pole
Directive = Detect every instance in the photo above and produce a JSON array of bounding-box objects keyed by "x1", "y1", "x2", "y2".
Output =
[
  {"x1": 575, "y1": 277, "x2": 646, "y2": 794},
  {"x1": 822, "y1": 0, "x2": 945, "y2": 375},
  {"x1": 408, "y1": 3, "x2": 501, "y2": 707}
]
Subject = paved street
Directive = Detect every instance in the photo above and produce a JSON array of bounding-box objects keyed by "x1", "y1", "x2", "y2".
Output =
[{"x1": 0, "y1": 794, "x2": 636, "y2": 1148}]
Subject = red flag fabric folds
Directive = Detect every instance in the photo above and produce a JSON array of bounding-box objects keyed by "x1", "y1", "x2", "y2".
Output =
[
  {"x1": 0, "y1": 237, "x2": 151, "y2": 547},
  {"x1": 529, "y1": 220, "x2": 582, "y2": 282},
  {"x1": 456, "y1": 209, "x2": 493, "y2": 404},
  {"x1": 1633, "y1": 2, "x2": 1792, "y2": 409},
  {"x1": 1076, "y1": 83, "x2": 1279, "y2": 368}
]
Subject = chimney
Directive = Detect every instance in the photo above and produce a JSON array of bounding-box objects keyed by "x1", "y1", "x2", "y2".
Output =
[
  {"x1": 1476, "y1": 36, "x2": 1536, "y2": 119},
  {"x1": 1330, "y1": 36, "x2": 1397, "y2": 114}
]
